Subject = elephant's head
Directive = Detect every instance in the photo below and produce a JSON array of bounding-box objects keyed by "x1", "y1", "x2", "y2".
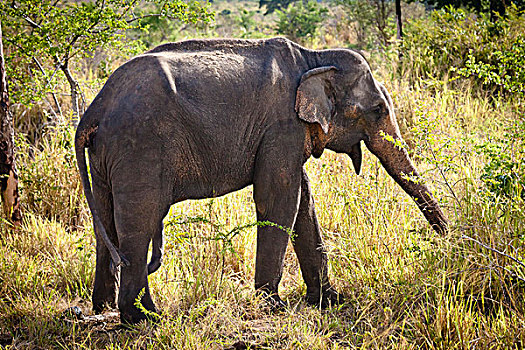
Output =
[{"x1": 296, "y1": 50, "x2": 448, "y2": 234}]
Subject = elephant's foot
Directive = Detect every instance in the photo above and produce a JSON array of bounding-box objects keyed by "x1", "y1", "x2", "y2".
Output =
[
  {"x1": 305, "y1": 286, "x2": 344, "y2": 309},
  {"x1": 92, "y1": 284, "x2": 117, "y2": 314},
  {"x1": 93, "y1": 300, "x2": 116, "y2": 314},
  {"x1": 119, "y1": 304, "x2": 158, "y2": 324},
  {"x1": 120, "y1": 308, "x2": 160, "y2": 325},
  {"x1": 257, "y1": 288, "x2": 287, "y2": 311},
  {"x1": 118, "y1": 291, "x2": 158, "y2": 324}
]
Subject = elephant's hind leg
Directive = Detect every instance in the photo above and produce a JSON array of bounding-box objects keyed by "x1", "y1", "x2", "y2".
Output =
[
  {"x1": 113, "y1": 186, "x2": 170, "y2": 324},
  {"x1": 91, "y1": 174, "x2": 119, "y2": 313}
]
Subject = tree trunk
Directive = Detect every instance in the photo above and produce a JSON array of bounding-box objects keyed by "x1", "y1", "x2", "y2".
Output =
[
  {"x1": 0, "y1": 21, "x2": 22, "y2": 226},
  {"x1": 61, "y1": 62, "x2": 80, "y2": 125},
  {"x1": 395, "y1": 0, "x2": 402, "y2": 40},
  {"x1": 395, "y1": 0, "x2": 403, "y2": 60}
]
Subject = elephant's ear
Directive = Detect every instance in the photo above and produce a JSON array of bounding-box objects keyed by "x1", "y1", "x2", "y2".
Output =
[{"x1": 295, "y1": 66, "x2": 337, "y2": 134}]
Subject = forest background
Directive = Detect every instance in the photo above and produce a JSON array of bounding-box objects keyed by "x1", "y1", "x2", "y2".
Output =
[{"x1": 1, "y1": 0, "x2": 525, "y2": 348}]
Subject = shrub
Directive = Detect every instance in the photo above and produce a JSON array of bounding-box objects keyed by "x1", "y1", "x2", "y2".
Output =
[
  {"x1": 477, "y1": 117, "x2": 525, "y2": 200},
  {"x1": 400, "y1": 5, "x2": 525, "y2": 99},
  {"x1": 454, "y1": 33, "x2": 525, "y2": 99},
  {"x1": 275, "y1": 1, "x2": 328, "y2": 43}
]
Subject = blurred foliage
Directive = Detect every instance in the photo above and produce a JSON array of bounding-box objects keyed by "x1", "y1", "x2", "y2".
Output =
[
  {"x1": 259, "y1": 0, "x2": 295, "y2": 15},
  {"x1": 132, "y1": 1, "x2": 215, "y2": 46},
  {"x1": 400, "y1": 5, "x2": 525, "y2": 98},
  {"x1": 275, "y1": 0, "x2": 328, "y2": 43},
  {"x1": 424, "y1": 0, "x2": 525, "y2": 15},
  {"x1": 338, "y1": 0, "x2": 396, "y2": 48},
  {"x1": 236, "y1": 8, "x2": 264, "y2": 37}
]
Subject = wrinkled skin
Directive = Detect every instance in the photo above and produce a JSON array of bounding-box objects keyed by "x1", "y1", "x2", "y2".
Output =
[{"x1": 75, "y1": 38, "x2": 448, "y2": 324}]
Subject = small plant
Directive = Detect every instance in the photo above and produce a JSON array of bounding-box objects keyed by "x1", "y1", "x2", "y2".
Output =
[
  {"x1": 234, "y1": 8, "x2": 267, "y2": 38},
  {"x1": 477, "y1": 118, "x2": 525, "y2": 200},
  {"x1": 165, "y1": 201, "x2": 294, "y2": 255}
]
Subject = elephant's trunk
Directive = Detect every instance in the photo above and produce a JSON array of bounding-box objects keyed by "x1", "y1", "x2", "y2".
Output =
[{"x1": 365, "y1": 130, "x2": 448, "y2": 234}]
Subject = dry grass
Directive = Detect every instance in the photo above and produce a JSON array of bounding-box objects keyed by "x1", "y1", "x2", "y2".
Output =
[
  {"x1": 2, "y1": 81, "x2": 524, "y2": 348},
  {"x1": 1, "y1": 2, "x2": 525, "y2": 347}
]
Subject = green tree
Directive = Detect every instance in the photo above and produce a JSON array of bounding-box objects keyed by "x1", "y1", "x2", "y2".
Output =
[
  {"x1": 0, "y1": 0, "x2": 213, "y2": 124},
  {"x1": 275, "y1": 0, "x2": 328, "y2": 43},
  {"x1": 259, "y1": 0, "x2": 296, "y2": 15},
  {"x1": 338, "y1": 0, "x2": 396, "y2": 48}
]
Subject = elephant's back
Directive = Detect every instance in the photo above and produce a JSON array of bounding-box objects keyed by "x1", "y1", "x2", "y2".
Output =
[
  {"x1": 81, "y1": 38, "x2": 307, "y2": 198},
  {"x1": 86, "y1": 37, "x2": 306, "y2": 128}
]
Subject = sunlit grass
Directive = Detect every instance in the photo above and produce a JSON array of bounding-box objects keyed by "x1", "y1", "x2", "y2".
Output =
[{"x1": 2, "y1": 16, "x2": 525, "y2": 349}]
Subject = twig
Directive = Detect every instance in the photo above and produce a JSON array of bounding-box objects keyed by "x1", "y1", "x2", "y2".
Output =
[
  {"x1": 494, "y1": 264, "x2": 525, "y2": 284},
  {"x1": 427, "y1": 140, "x2": 462, "y2": 209},
  {"x1": 31, "y1": 56, "x2": 62, "y2": 117},
  {"x1": 461, "y1": 234, "x2": 525, "y2": 269}
]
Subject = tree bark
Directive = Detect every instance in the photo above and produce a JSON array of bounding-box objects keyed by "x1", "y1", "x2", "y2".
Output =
[
  {"x1": 61, "y1": 61, "x2": 81, "y2": 125},
  {"x1": 395, "y1": 0, "x2": 402, "y2": 40},
  {"x1": 395, "y1": 0, "x2": 403, "y2": 60},
  {"x1": 0, "y1": 21, "x2": 22, "y2": 226}
]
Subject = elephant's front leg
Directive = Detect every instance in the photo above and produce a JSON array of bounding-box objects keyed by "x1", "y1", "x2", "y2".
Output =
[
  {"x1": 293, "y1": 169, "x2": 342, "y2": 307},
  {"x1": 252, "y1": 121, "x2": 304, "y2": 307}
]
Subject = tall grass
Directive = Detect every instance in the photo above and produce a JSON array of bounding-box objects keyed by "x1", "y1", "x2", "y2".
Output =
[
  {"x1": 2, "y1": 81, "x2": 524, "y2": 348},
  {"x1": 1, "y1": 2, "x2": 525, "y2": 348}
]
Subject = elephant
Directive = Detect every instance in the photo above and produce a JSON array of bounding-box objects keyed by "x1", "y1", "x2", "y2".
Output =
[{"x1": 75, "y1": 37, "x2": 448, "y2": 324}]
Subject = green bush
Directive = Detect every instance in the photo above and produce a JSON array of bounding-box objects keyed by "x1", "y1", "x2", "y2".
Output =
[
  {"x1": 454, "y1": 34, "x2": 525, "y2": 99},
  {"x1": 275, "y1": 0, "x2": 328, "y2": 43},
  {"x1": 400, "y1": 5, "x2": 525, "y2": 98},
  {"x1": 477, "y1": 118, "x2": 525, "y2": 200}
]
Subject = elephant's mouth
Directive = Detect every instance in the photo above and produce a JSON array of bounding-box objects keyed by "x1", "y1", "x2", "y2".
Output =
[{"x1": 348, "y1": 141, "x2": 362, "y2": 175}]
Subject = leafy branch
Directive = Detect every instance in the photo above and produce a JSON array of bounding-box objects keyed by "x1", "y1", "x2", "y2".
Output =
[{"x1": 1, "y1": 0, "x2": 214, "y2": 123}]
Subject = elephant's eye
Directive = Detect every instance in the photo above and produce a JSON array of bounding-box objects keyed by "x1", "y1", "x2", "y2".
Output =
[
  {"x1": 344, "y1": 103, "x2": 360, "y2": 118},
  {"x1": 371, "y1": 105, "x2": 383, "y2": 115}
]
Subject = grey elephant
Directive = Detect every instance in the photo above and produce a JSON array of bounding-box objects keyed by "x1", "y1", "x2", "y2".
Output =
[{"x1": 75, "y1": 37, "x2": 448, "y2": 324}]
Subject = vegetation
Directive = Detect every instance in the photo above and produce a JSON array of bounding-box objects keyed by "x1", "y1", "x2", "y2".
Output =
[
  {"x1": 1, "y1": 0, "x2": 525, "y2": 348},
  {"x1": 275, "y1": 1, "x2": 328, "y2": 43},
  {"x1": 1, "y1": 0, "x2": 213, "y2": 136},
  {"x1": 399, "y1": 5, "x2": 525, "y2": 95}
]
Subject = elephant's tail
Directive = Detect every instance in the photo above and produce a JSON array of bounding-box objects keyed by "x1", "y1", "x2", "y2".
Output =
[{"x1": 75, "y1": 123, "x2": 130, "y2": 273}]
